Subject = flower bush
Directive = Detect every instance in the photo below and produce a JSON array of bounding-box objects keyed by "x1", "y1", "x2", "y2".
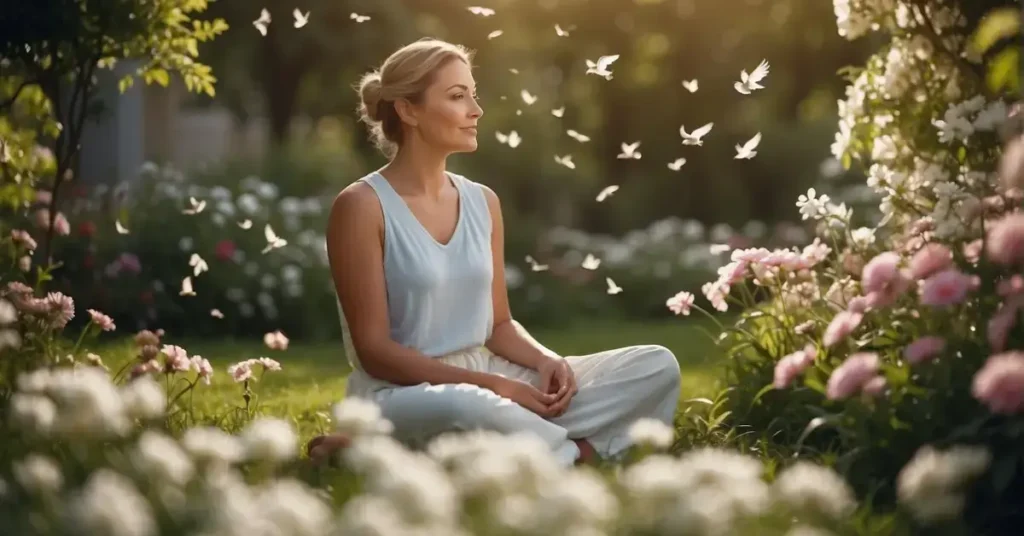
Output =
[{"x1": 672, "y1": 0, "x2": 1024, "y2": 532}]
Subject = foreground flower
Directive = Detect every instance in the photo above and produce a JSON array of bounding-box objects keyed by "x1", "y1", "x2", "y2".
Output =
[
  {"x1": 87, "y1": 309, "x2": 116, "y2": 331},
  {"x1": 264, "y1": 330, "x2": 289, "y2": 350},
  {"x1": 826, "y1": 352, "x2": 879, "y2": 400},
  {"x1": 987, "y1": 213, "x2": 1024, "y2": 265},
  {"x1": 66, "y1": 469, "x2": 156, "y2": 536},
  {"x1": 627, "y1": 417, "x2": 675, "y2": 449},
  {"x1": 904, "y1": 336, "x2": 946, "y2": 365},
  {"x1": 908, "y1": 243, "x2": 952, "y2": 280},
  {"x1": 332, "y1": 397, "x2": 394, "y2": 437},
  {"x1": 919, "y1": 268, "x2": 976, "y2": 307},
  {"x1": 242, "y1": 418, "x2": 297, "y2": 463},
  {"x1": 666, "y1": 291, "x2": 695, "y2": 316},
  {"x1": 861, "y1": 252, "x2": 901, "y2": 293},
  {"x1": 972, "y1": 351, "x2": 1024, "y2": 414},
  {"x1": 773, "y1": 461, "x2": 856, "y2": 520},
  {"x1": 228, "y1": 361, "x2": 253, "y2": 382},
  {"x1": 897, "y1": 445, "x2": 991, "y2": 524},
  {"x1": 774, "y1": 345, "x2": 816, "y2": 389},
  {"x1": 822, "y1": 311, "x2": 863, "y2": 347}
]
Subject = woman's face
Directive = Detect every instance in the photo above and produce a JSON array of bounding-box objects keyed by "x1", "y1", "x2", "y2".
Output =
[{"x1": 405, "y1": 59, "x2": 483, "y2": 154}]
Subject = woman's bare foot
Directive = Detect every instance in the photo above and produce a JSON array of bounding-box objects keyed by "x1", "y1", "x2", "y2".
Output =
[
  {"x1": 573, "y1": 439, "x2": 599, "y2": 466},
  {"x1": 308, "y1": 434, "x2": 350, "y2": 465}
]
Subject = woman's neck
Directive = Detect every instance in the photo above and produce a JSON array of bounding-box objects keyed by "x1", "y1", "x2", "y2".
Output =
[{"x1": 380, "y1": 145, "x2": 449, "y2": 199}]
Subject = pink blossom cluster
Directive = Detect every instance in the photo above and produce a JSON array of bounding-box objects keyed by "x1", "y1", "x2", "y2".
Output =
[
  {"x1": 131, "y1": 344, "x2": 213, "y2": 384},
  {"x1": 666, "y1": 291, "x2": 695, "y2": 316},
  {"x1": 826, "y1": 352, "x2": 886, "y2": 400},
  {"x1": 10, "y1": 229, "x2": 37, "y2": 251},
  {"x1": 227, "y1": 357, "x2": 282, "y2": 383},
  {"x1": 973, "y1": 352, "x2": 1024, "y2": 414},
  {"x1": 4, "y1": 287, "x2": 76, "y2": 330},
  {"x1": 700, "y1": 240, "x2": 832, "y2": 312},
  {"x1": 773, "y1": 344, "x2": 817, "y2": 389},
  {"x1": 86, "y1": 309, "x2": 115, "y2": 331},
  {"x1": 32, "y1": 209, "x2": 70, "y2": 236}
]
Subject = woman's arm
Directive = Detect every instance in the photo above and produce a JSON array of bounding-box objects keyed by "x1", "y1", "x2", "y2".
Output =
[
  {"x1": 480, "y1": 185, "x2": 559, "y2": 371},
  {"x1": 327, "y1": 183, "x2": 499, "y2": 390}
]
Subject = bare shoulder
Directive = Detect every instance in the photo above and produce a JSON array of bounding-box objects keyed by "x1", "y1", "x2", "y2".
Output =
[
  {"x1": 472, "y1": 181, "x2": 501, "y2": 213},
  {"x1": 329, "y1": 180, "x2": 382, "y2": 228}
]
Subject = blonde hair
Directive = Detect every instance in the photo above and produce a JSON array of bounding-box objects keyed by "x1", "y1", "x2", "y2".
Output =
[{"x1": 356, "y1": 38, "x2": 475, "y2": 158}]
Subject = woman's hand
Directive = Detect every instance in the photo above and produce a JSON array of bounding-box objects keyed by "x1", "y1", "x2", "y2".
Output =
[
  {"x1": 488, "y1": 375, "x2": 559, "y2": 417},
  {"x1": 537, "y1": 357, "x2": 578, "y2": 417}
]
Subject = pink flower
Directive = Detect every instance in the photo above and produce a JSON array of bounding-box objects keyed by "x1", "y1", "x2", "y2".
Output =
[
  {"x1": 35, "y1": 210, "x2": 71, "y2": 236},
  {"x1": 987, "y1": 213, "x2": 1024, "y2": 265},
  {"x1": 987, "y1": 298, "x2": 1023, "y2": 352},
  {"x1": 972, "y1": 352, "x2": 1024, "y2": 414},
  {"x1": 701, "y1": 280, "x2": 730, "y2": 312},
  {"x1": 908, "y1": 243, "x2": 952, "y2": 280},
  {"x1": 44, "y1": 292, "x2": 74, "y2": 329},
  {"x1": 731, "y1": 247, "x2": 770, "y2": 263},
  {"x1": 919, "y1": 269, "x2": 976, "y2": 307},
  {"x1": 826, "y1": 352, "x2": 880, "y2": 400},
  {"x1": 904, "y1": 336, "x2": 946, "y2": 365},
  {"x1": 161, "y1": 345, "x2": 191, "y2": 372},
  {"x1": 847, "y1": 296, "x2": 869, "y2": 314},
  {"x1": 998, "y1": 275, "x2": 1024, "y2": 297},
  {"x1": 800, "y1": 239, "x2": 832, "y2": 267},
  {"x1": 861, "y1": 252, "x2": 901, "y2": 294},
  {"x1": 257, "y1": 357, "x2": 282, "y2": 371},
  {"x1": 862, "y1": 376, "x2": 887, "y2": 397},
  {"x1": 18, "y1": 256, "x2": 30, "y2": 272},
  {"x1": 666, "y1": 291, "x2": 695, "y2": 316},
  {"x1": 34, "y1": 190, "x2": 52, "y2": 204},
  {"x1": 10, "y1": 230, "x2": 37, "y2": 251},
  {"x1": 190, "y1": 356, "x2": 213, "y2": 384},
  {"x1": 263, "y1": 330, "x2": 289, "y2": 351},
  {"x1": 87, "y1": 309, "x2": 116, "y2": 331},
  {"x1": 823, "y1": 311, "x2": 864, "y2": 347},
  {"x1": 794, "y1": 320, "x2": 816, "y2": 335},
  {"x1": 228, "y1": 361, "x2": 253, "y2": 383},
  {"x1": 717, "y1": 261, "x2": 748, "y2": 285},
  {"x1": 773, "y1": 344, "x2": 817, "y2": 389}
]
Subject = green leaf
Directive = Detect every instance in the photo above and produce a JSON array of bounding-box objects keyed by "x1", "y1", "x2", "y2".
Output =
[
  {"x1": 751, "y1": 384, "x2": 775, "y2": 406},
  {"x1": 957, "y1": 146, "x2": 968, "y2": 164},
  {"x1": 118, "y1": 75, "x2": 134, "y2": 93},
  {"x1": 987, "y1": 47, "x2": 1020, "y2": 94},
  {"x1": 970, "y1": 7, "x2": 1020, "y2": 56},
  {"x1": 144, "y1": 68, "x2": 170, "y2": 87},
  {"x1": 804, "y1": 376, "x2": 826, "y2": 395}
]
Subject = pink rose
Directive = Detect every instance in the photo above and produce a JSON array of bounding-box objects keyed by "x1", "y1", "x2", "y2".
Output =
[
  {"x1": 823, "y1": 311, "x2": 864, "y2": 347},
  {"x1": 826, "y1": 352, "x2": 880, "y2": 400},
  {"x1": 919, "y1": 269, "x2": 977, "y2": 307},
  {"x1": 861, "y1": 252, "x2": 901, "y2": 293},
  {"x1": 904, "y1": 336, "x2": 946, "y2": 365},
  {"x1": 908, "y1": 243, "x2": 953, "y2": 280},
  {"x1": 987, "y1": 213, "x2": 1024, "y2": 265},
  {"x1": 973, "y1": 351, "x2": 1024, "y2": 414},
  {"x1": 773, "y1": 346, "x2": 816, "y2": 389},
  {"x1": 862, "y1": 376, "x2": 888, "y2": 397}
]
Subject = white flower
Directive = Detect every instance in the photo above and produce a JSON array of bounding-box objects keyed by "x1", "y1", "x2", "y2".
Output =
[
  {"x1": 897, "y1": 445, "x2": 990, "y2": 524},
  {"x1": 332, "y1": 397, "x2": 394, "y2": 437},
  {"x1": 67, "y1": 469, "x2": 155, "y2": 536},
  {"x1": 263, "y1": 330, "x2": 289, "y2": 350},
  {"x1": 833, "y1": 0, "x2": 872, "y2": 39},
  {"x1": 974, "y1": 99, "x2": 1008, "y2": 131},
  {"x1": 241, "y1": 418, "x2": 297, "y2": 463},
  {"x1": 254, "y1": 478, "x2": 332, "y2": 536},
  {"x1": 13, "y1": 454, "x2": 62, "y2": 494},
  {"x1": 628, "y1": 418, "x2": 675, "y2": 449},
  {"x1": 0, "y1": 299, "x2": 16, "y2": 324},
  {"x1": 9, "y1": 393, "x2": 56, "y2": 435},
  {"x1": 796, "y1": 188, "x2": 831, "y2": 220},
  {"x1": 773, "y1": 461, "x2": 856, "y2": 519},
  {"x1": 132, "y1": 431, "x2": 194, "y2": 486},
  {"x1": 532, "y1": 468, "x2": 619, "y2": 531},
  {"x1": 851, "y1": 227, "x2": 876, "y2": 248},
  {"x1": 119, "y1": 377, "x2": 166, "y2": 420},
  {"x1": 45, "y1": 367, "x2": 131, "y2": 439},
  {"x1": 182, "y1": 427, "x2": 245, "y2": 465}
]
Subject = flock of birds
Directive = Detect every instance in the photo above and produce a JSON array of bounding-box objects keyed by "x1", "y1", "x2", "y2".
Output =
[{"x1": 242, "y1": 4, "x2": 772, "y2": 297}]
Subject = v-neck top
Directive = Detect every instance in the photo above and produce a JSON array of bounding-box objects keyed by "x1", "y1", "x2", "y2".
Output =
[{"x1": 337, "y1": 170, "x2": 495, "y2": 368}]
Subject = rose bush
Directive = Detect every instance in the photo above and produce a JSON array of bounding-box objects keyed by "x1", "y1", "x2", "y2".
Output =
[{"x1": 672, "y1": 0, "x2": 1024, "y2": 532}]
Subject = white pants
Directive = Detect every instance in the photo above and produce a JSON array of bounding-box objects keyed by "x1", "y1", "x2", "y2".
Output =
[{"x1": 345, "y1": 344, "x2": 682, "y2": 466}]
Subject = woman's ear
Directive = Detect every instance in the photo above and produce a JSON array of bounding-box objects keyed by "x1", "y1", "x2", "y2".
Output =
[{"x1": 394, "y1": 98, "x2": 419, "y2": 128}]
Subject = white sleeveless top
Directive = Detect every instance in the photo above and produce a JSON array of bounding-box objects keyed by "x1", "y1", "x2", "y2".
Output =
[{"x1": 337, "y1": 170, "x2": 494, "y2": 377}]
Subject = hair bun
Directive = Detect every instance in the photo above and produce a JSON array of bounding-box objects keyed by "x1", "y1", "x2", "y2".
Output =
[{"x1": 358, "y1": 72, "x2": 385, "y2": 122}]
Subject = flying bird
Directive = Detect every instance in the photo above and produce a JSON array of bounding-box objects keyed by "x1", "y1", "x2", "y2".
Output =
[
  {"x1": 293, "y1": 9, "x2": 309, "y2": 28},
  {"x1": 680, "y1": 123, "x2": 714, "y2": 146},
  {"x1": 734, "y1": 132, "x2": 762, "y2": 159},
  {"x1": 734, "y1": 59, "x2": 770, "y2": 94},
  {"x1": 253, "y1": 9, "x2": 271, "y2": 36},
  {"x1": 617, "y1": 141, "x2": 641, "y2": 159},
  {"x1": 595, "y1": 185, "x2": 619, "y2": 202},
  {"x1": 585, "y1": 55, "x2": 619, "y2": 80}
]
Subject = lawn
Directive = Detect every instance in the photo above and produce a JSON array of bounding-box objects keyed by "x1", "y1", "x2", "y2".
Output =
[{"x1": 103, "y1": 318, "x2": 727, "y2": 445}]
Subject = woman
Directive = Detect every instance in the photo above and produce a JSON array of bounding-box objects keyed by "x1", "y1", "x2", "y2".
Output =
[{"x1": 312, "y1": 38, "x2": 681, "y2": 466}]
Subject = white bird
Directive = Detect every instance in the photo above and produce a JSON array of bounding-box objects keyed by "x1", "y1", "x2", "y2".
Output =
[
  {"x1": 734, "y1": 59, "x2": 770, "y2": 94},
  {"x1": 115, "y1": 219, "x2": 129, "y2": 234},
  {"x1": 585, "y1": 55, "x2": 619, "y2": 80},
  {"x1": 682, "y1": 79, "x2": 699, "y2": 93},
  {"x1": 189, "y1": 253, "x2": 209, "y2": 277},
  {"x1": 596, "y1": 185, "x2": 618, "y2": 202},
  {"x1": 183, "y1": 197, "x2": 206, "y2": 215},
  {"x1": 180, "y1": 276, "x2": 196, "y2": 297},
  {"x1": 520, "y1": 89, "x2": 537, "y2": 105},
  {"x1": 350, "y1": 12, "x2": 370, "y2": 23},
  {"x1": 237, "y1": 219, "x2": 253, "y2": 229},
  {"x1": 555, "y1": 24, "x2": 574, "y2": 37},
  {"x1": 496, "y1": 130, "x2": 521, "y2": 148},
  {"x1": 509, "y1": 68, "x2": 519, "y2": 74},
  {"x1": 262, "y1": 224, "x2": 287, "y2": 254},
  {"x1": 551, "y1": 106, "x2": 565, "y2": 117},
  {"x1": 606, "y1": 277, "x2": 623, "y2": 295},
  {"x1": 210, "y1": 309, "x2": 224, "y2": 319},
  {"x1": 554, "y1": 154, "x2": 575, "y2": 169},
  {"x1": 467, "y1": 6, "x2": 496, "y2": 16},
  {"x1": 680, "y1": 123, "x2": 714, "y2": 146},
  {"x1": 617, "y1": 141, "x2": 641, "y2": 159},
  {"x1": 293, "y1": 9, "x2": 309, "y2": 28},
  {"x1": 525, "y1": 255, "x2": 548, "y2": 272},
  {"x1": 667, "y1": 158, "x2": 687, "y2": 171},
  {"x1": 567, "y1": 129, "x2": 590, "y2": 143},
  {"x1": 582, "y1": 253, "x2": 602, "y2": 270},
  {"x1": 253, "y1": 8, "x2": 271, "y2": 36},
  {"x1": 734, "y1": 132, "x2": 762, "y2": 159},
  {"x1": 487, "y1": 30, "x2": 503, "y2": 40}
]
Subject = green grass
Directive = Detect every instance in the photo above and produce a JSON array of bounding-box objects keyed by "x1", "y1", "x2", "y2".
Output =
[{"x1": 104, "y1": 318, "x2": 726, "y2": 444}]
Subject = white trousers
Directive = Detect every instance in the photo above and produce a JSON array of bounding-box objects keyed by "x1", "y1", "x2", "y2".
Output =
[{"x1": 345, "y1": 344, "x2": 682, "y2": 466}]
